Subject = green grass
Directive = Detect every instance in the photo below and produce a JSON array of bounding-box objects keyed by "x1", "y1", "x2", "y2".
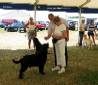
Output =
[{"x1": 0, "y1": 46, "x2": 98, "y2": 85}]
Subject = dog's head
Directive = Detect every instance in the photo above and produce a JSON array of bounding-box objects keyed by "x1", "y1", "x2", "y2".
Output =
[
  {"x1": 42, "y1": 43, "x2": 49, "y2": 53},
  {"x1": 33, "y1": 37, "x2": 42, "y2": 50},
  {"x1": 37, "y1": 43, "x2": 49, "y2": 57},
  {"x1": 83, "y1": 34, "x2": 88, "y2": 40},
  {"x1": 43, "y1": 43, "x2": 49, "y2": 49},
  {"x1": 33, "y1": 38, "x2": 49, "y2": 51}
]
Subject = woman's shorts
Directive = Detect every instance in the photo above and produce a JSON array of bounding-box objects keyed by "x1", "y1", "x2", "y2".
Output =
[
  {"x1": 27, "y1": 31, "x2": 36, "y2": 40},
  {"x1": 88, "y1": 31, "x2": 94, "y2": 36}
]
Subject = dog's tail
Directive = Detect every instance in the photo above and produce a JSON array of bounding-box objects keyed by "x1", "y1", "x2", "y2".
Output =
[{"x1": 12, "y1": 59, "x2": 21, "y2": 64}]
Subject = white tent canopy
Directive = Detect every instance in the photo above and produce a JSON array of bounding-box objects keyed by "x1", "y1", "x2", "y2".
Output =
[
  {"x1": 38, "y1": 0, "x2": 98, "y2": 8},
  {"x1": 0, "y1": 0, "x2": 98, "y2": 8},
  {"x1": 0, "y1": 10, "x2": 31, "y2": 21}
]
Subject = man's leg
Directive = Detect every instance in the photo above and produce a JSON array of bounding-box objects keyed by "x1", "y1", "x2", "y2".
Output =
[
  {"x1": 53, "y1": 43, "x2": 57, "y2": 66},
  {"x1": 52, "y1": 39, "x2": 57, "y2": 66},
  {"x1": 79, "y1": 31, "x2": 84, "y2": 46},
  {"x1": 65, "y1": 41, "x2": 68, "y2": 67},
  {"x1": 79, "y1": 31, "x2": 82, "y2": 46}
]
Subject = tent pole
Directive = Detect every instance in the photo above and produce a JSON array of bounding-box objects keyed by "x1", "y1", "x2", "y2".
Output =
[
  {"x1": 34, "y1": 6, "x2": 36, "y2": 22},
  {"x1": 78, "y1": 0, "x2": 91, "y2": 30},
  {"x1": 78, "y1": 0, "x2": 91, "y2": 44},
  {"x1": 34, "y1": 0, "x2": 39, "y2": 22},
  {"x1": 78, "y1": 8, "x2": 82, "y2": 31}
]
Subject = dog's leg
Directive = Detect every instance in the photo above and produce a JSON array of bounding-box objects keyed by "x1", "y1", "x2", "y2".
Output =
[
  {"x1": 90, "y1": 44, "x2": 92, "y2": 48},
  {"x1": 19, "y1": 64, "x2": 28, "y2": 79},
  {"x1": 88, "y1": 45, "x2": 91, "y2": 49},
  {"x1": 19, "y1": 70, "x2": 24, "y2": 79}
]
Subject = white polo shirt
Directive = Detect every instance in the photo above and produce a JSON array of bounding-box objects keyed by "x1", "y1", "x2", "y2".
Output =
[
  {"x1": 48, "y1": 18, "x2": 68, "y2": 34},
  {"x1": 53, "y1": 24, "x2": 66, "y2": 37}
]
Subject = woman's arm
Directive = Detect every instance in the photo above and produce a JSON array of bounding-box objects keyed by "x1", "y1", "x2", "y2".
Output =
[{"x1": 24, "y1": 22, "x2": 29, "y2": 28}]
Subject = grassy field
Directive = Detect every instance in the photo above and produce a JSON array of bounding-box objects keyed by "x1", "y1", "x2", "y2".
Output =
[{"x1": 0, "y1": 46, "x2": 98, "y2": 85}]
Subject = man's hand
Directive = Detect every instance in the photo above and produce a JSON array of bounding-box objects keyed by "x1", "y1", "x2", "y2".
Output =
[
  {"x1": 44, "y1": 36, "x2": 49, "y2": 40},
  {"x1": 44, "y1": 33, "x2": 52, "y2": 40},
  {"x1": 52, "y1": 35, "x2": 61, "y2": 40}
]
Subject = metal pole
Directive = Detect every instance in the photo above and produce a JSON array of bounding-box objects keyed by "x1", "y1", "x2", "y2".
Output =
[
  {"x1": 78, "y1": 0, "x2": 91, "y2": 30},
  {"x1": 78, "y1": 0, "x2": 91, "y2": 44},
  {"x1": 78, "y1": 8, "x2": 82, "y2": 31},
  {"x1": 34, "y1": 5, "x2": 37, "y2": 22},
  {"x1": 34, "y1": 0, "x2": 39, "y2": 22}
]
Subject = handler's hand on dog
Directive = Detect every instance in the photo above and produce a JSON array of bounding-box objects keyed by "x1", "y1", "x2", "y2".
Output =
[
  {"x1": 44, "y1": 36, "x2": 49, "y2": 40},
  {"x1": 52, "y1": 35, "x2": 60, "y2": 39}
]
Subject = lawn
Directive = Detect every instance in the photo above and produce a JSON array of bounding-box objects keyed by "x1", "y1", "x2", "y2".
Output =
[{"x1": 0, "y1": 46, "x2": 98, "y2": 85}]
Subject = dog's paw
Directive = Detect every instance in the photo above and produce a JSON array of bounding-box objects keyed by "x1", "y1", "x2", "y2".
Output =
[
  {"x1": 19, "y1": 77, "x2": 24, "y2": 79},
  {"x1": 19, "y1": 75, "x2": 24, "y2": 79},
  {"x1": 40, "y1": 72, "x2": 45, "y2": 75}
]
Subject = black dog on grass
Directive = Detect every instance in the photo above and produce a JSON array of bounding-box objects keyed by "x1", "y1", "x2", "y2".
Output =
[{"x1": 12, "y1": 38, "x2": 49, "y2": 79}]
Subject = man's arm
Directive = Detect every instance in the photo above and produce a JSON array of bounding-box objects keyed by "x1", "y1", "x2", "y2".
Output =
[
  {"x1": 44, "y1": 32, "x2": 52, "y2": 40},
  {"x1": 66, "y1": 27, "x2": 69, "y2": 41}
]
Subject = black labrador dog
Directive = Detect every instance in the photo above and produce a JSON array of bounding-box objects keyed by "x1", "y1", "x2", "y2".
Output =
[
  {"x1": 33, "y1": 37, "x2": 42, "y2": 52},
  {"x1": 12, "y1": 38, "x2": 49, "y2": 79}
]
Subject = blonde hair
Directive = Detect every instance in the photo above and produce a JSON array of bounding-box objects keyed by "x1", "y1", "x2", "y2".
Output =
[{"x1": 53, "y1": 16, "x2": 60, "y2": 23}]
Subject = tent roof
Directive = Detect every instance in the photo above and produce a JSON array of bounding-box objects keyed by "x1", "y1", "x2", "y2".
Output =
[
  {"x1": 0, "y1": 0, "x2": 98, "y2": 8},
  {"x1": 38, "y1": 0, "x2": 98, "y2": 8},
  {"x1": 38, "y1": 0, "x2": 86, "y2": 7}
]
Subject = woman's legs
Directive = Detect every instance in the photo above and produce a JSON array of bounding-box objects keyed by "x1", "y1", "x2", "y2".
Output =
[
  {"x1": 55, "y1": 40, "x2": 66, "y2": 74},
  {"x1": 28, "y1": 39, "x2": 31, "y2": 49},
  {"x1": 52, "y1": 44, "x2": 60, "y2": 71},
  {"x1": 88, "y1": 31, "x2": 96, "y2": 45},
  {"x1": 91, "y1": 35, "x2": 96, "y2": 45},
  {"x1": 58, "y1": 42, "x2": 66, "y2": 67}
]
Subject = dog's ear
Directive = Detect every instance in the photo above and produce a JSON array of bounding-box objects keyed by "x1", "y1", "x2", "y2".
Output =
[{"x1": 43, "y1": 43, "x2": 49, "y2": 48}]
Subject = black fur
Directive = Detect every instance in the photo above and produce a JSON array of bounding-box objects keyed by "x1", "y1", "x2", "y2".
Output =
[
  {"x1": 12, "y1": 38, "x2": 49, "y2": 79},
  {"x1": 33, "y1": 37, "x2": 42, "y2": 52}
]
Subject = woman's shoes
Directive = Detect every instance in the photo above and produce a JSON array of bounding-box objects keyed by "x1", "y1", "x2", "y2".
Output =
[
  {"x1": 52, "y1": 66, "x2": 65, "y2": 74},
  {"x1": 58, "y1": 67, "x2": 65, "y2": 74},
  {"x1": 52, "y1": 66, "x2": 60, "y2": 71}
]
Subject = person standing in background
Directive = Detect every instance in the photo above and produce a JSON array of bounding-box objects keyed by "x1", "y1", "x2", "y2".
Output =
[
  {"x1": 25, "y1": 17, "x2": 37, "y2": 49},
  {"x1": 79, "y1": 20, "x2": 86, "y2": 46},
  {"x1": 87, "y1": 20, "x2": 96, "y2": 46}
]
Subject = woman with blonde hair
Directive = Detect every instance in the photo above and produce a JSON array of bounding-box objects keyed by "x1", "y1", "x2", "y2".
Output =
[
  {"x1": 51, "y1": 16, "x2": 67, "y2": 74},
  {"x1": 25, "y1": 17, "x2": 36, "y2": 49}
]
